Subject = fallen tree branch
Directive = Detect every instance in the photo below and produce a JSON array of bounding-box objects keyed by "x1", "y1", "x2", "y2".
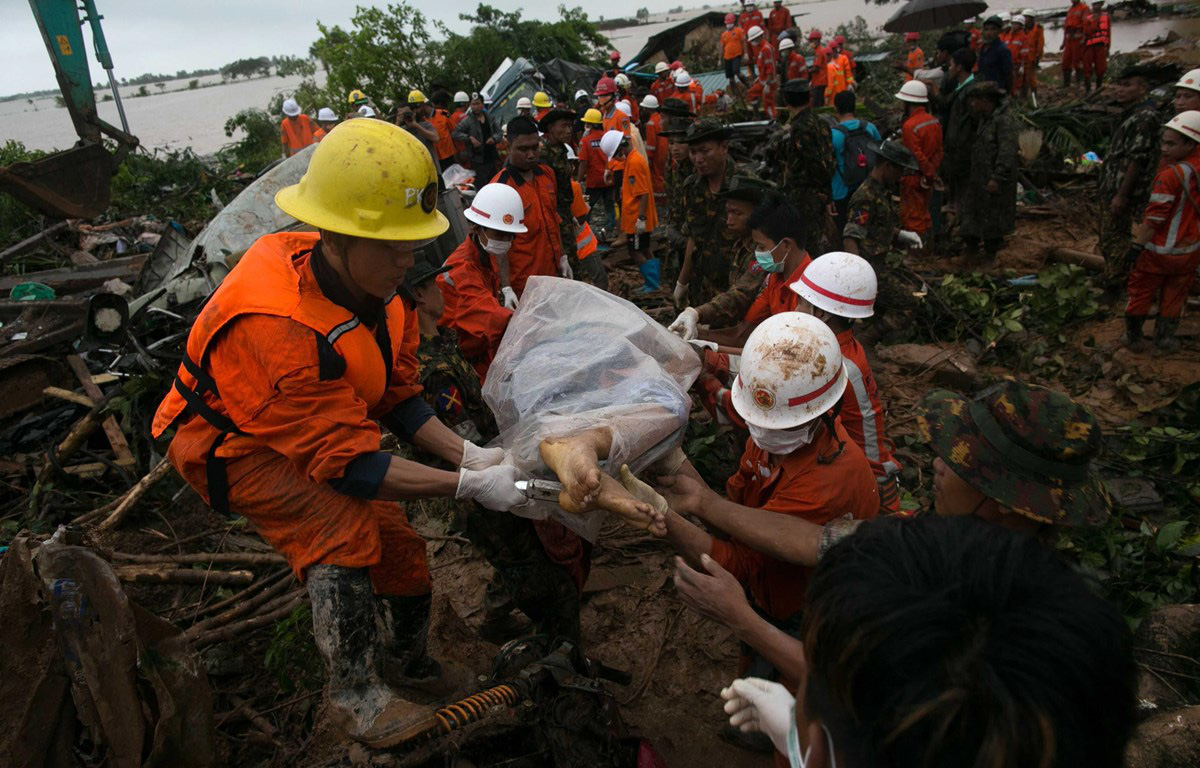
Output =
[
  {"x1": 43, "y1": 386, "x2": 96, "y2": 408},
  {"x1": 185, "y1": 573, "x2": 298, "y2": 636},
  {"x1": 188, "y1": 592, "x2": 306, "y2": 649},
  {"x1": 227, "y1": 694, "x2": 280, "y2": 737},
  {"x1": 30, "y1": 401, "x2": 108, "y2": 516},
  {"x1": 174, "y1": 567, "x2": 290, "y2": 621},
  {"x1": 115, "y1": 565, "x2": 254, "y2": 586},
  {"x1": 112, "y1": 551, "x2": 286, "y2": 566},
  {"x1": 67, "y1": 354, "x2": 135, "y2": 468},
  {"x1": 97, "y1": 459, "x2": 175, "y2": 531},
  {"x1": 1047, "y1": 246, "x2": 1105, "y2": 272}
]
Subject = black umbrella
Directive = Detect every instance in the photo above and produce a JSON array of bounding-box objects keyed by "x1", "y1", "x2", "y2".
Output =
[{"x1": 883, "y1": 0, "x2": 989, "y2": 34}]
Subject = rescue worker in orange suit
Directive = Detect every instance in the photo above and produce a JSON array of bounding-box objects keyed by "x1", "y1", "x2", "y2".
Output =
[
  {"x1": 832, "y1": 36, "x2": 856, "y2": 91},
  {"x1": 596, "y1": 76, "x2": 631, "y2": 245},
  {"x1": 791, "y1": 251, "x2": 902, "y2": 512},
  {"x1": 767, "y1": 0, "x2": 792, "y2": 38},
  {"x1": 602, "y1": 130, "x2": 659, "y2": 292},
  {"x1": 151, "y1": 119, "x2": 527, "y2": 749},
  {"x1": 1123, "y1": 111, "x2": 1200, "y2": 353},
  {"x1": 746, "y1": 26, "x2": 778, "y2": 119},
  {"x1": 722, "y1": 13, "x2": 750, "y2": 92},
  {"x1": 651, "y1": 61, "x2": 674, "y2": 102},
  {"x1": 437, "y1": 183, "x2": 525, "y2": 380},
  {"x1": 1007, "y1": 16, "x2": 1028, "y2": 97},
  {"x1": 605, "y1": 50, "x2": 622, "y2": 80},
  {"x1": 280, "y1": 98, "x2": 318, "y2": 157},
  {"x1": 900, "y1": 32, "x2": 925, "y2": 82},
  {"x1": 429, "y1": 91, "x2": 458, "y2": 169},
  {"x1": 640, "y1": 94, "x2": 668, "y2": 196},
  {"x1": 1062, "y1": 0, "x2": 1089, "y2": 88},
  {"x1": 808, "y1": 29, "x2": 829, "y2": 108},
  {"x1": 739, "y1": 0, "x2": 766, "y2": 74},
  {"x1": 1021, "y1": 12, "x2": 1045, "y2": 101},
  {"x1": 655, "y1": 311, "x2": 878, "y2": 766},
  {"x1": 578, "y1": 108, "x2": 616, "y2": 236},
  {"x1": 490, "y1": 116, "x2": 564, "y2": 300},
  {"x1": 896, "y1": 80, "x2": 943, "y2": 241},
  {"x1": 1082, "y1": 0, "x2": 1112, "y2": 93},
  {"x1": 779, "y1": 38, "x2": 807, "y2": 83}
]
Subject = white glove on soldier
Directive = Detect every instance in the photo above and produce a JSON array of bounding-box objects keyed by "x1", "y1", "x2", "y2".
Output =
[
  {"x1": 721, "y1": 677, "x2": 797, "y2": 758},
  {"x1": 559, "y1": 253, "x2": 574, "y2": 280},
  {"x1": 500, "y1": 286, "x2": 519, "y2": 311},
  {"x1": 456, "y1": 465, "x2": 525, "y2": 511},
  {"x1": 672, "y1": 281, "x2": 688, "y2": 307},
  {"x1": 461, "y1": 441, "x2": 506, "y2": 470},
  {"x1": 897, "y1": 230, "x2": 923, "y2": 249},
  {"x1": 667, "y1": 307, "x2": 700, "y2": 340}
]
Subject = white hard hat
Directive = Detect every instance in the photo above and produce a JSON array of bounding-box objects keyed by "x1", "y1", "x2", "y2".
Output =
[
  {"x1": 1166, "y1": 110, "x2": 1200, "y2": 143},
  {"x1": 464, "y1": 183, "x2": 529, "y2": 234},
  {"x1": 789, "y1": 251, "x2": 877, "y2": 319},
  {"x1": 615, "y1": 73, "x2": 631, "y2": 88},
  {"x1": 575, "y1": 88, "x2": 590, "y2": 101},
  {"x1": 565, "y1": 143, "x2": 578, "y2": 161},
  {"x1": 747, "y1": 25, "x2": 764, "y2": 41},
  {"x1": 615, "y1": 100, "x2": 633, "y2": 117},
  {"x1": 357, "y1": 105, "x2": 377, "y2": 118},
  {"x1": 453, "y1": 91, "x2": 470, "y2": 104},
  {"x1": 731, "y1": 313, "x2": 847, "y2": 429},
  {"x1": 1177, "y1": 68, "x2": 1200, "y2": 94},
  {"x1": 516, "y1": 97, "x2": 533, "y2": 110},
  {"x1": 655, "y1": 61, "x2": 670, "y2": 74},
  {"x1": 779, "y1": 38, "x2": 795, "y2": 51},
  {"x1": 895, "y1": 80, "x2": 929, "y2": 103},
  {"x1": 282, "y1": 98, "x2": 301, "y2": 117},
  {"x1": 316, "y1": 107, "x2": 337, "y2": 122},
  {"x1": 1022, "y1": 8, "x2": 1036, "y2": 18},
  {"x1": 996, "y1": 10, "x2": 1011, "y2": 22},
  {"x1": 640, "y1": 94, "x2": 660, "y2": 109},
  {"x1": 674, "y1": 70, "x2": 693, "y2": 87},
  {"x1": 600, "y1": 129, "x2": 626, "y2": 159}
]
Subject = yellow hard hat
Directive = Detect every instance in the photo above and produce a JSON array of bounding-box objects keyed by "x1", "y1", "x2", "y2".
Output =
[
  {"x1": 347, "y1": 88, "x2": 368, "y2": 105},
  {"x1": 275, "y1": 119, "x2": 449, "y2": 241},
  {"x1": 582, "y1": 108, "x2": 603, "y2": 125},
  {"x1": 532, "y1": 91, "x2": 552, "y2": 108},
  {"x1": 408, "y1": 89, "x2": 427, "y2": 105}
]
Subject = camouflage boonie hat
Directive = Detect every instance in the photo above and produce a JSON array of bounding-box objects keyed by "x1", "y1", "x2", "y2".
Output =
[
  {"x1": 717, "y1": 175, "x2": 778, "y2": 203},
  {"x1": 659, "y1": 98, "x2": 695, "y2": 118},
  {"x1": 872, "y1": 139, "x2": 919, "y2": 171},
  {"x1": 918, "y1": 381, "x2": 1111, "y2": 526},
  {"x1": 682, "y1": 117, "x2": 731, "y2": 144}
]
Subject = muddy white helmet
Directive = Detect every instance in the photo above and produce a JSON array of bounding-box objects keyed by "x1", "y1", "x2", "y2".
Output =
[
  {"x1": 1166, "y1": 110, "x2": 1200, "y2": 143},
  {"x1": 790, "y1": 251, "x2": 877, "y2": 319},
  {"x1": 516, "y1": 97, "x2": 533, "y2": 110},
  {"x1": 895, "y1": 80, "x2": 929, "y2": 103},
  {"x1": 464, "y1": 183, "x2": 528, "y2": 234},
  {"x1": 731, "y1": 312, "x2": 847, "y2": 429}
]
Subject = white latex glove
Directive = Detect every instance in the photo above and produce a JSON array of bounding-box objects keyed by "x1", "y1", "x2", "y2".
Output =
[
  {"x1": 672, "y1": 281, "x2": 688, "y2": 307},
  {"x1": 500, "y1": 286, "x2": 519, "y2": 311},
  {"x1": 560, "y1": 253, "x2": 574, "y2": 280},
  {"x1": 461, "y1": 440, "x2": 506, "y2": 470},
  {"x1": 456, "y1": 465, "x2": 525, "y2": 511},
  {"x1": 721, "y1": 677, "x2": 797, "y2": 758},
  {"x1": 897, "y1": 229, "x2": 923, "y2": 249},
  {"x1": 667, "y1": 307, "x2": 700, "y2": 340},
  {"x1": 635, "y1": 217, "x2": 647, "y2": 234},
  {"x1": 687, "y1": 338, "x2": 718, "y2": 352}
]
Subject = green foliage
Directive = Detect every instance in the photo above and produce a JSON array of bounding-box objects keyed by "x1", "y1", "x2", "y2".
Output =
[
  {"x1": 274, "y1": 55, "x2": 316, "y2": 79},
  {"x1": 107, "y1": 147, "x2": 234, "y2": 224},
  {"x1": 222, "y1": 56, "x2": 272, "y2": 81},
  {"x1": 264, "y1": 604, "x2": 322, "y2": 694},
  {"x1": 222, "y1": 108, "x2": 281, "y2": 171},
  {"x1": 188, "y1": 79, "x2": 199, "y2": 90},
  {"x1": 684, "y1": 419, "x2": 742, "y2": 491},
  {"x1": 0, "y1": 141, "x2": 48, "y2": 246},
  {"x1": 136, "y1": 84, "x2": 149, "y2": 97}
]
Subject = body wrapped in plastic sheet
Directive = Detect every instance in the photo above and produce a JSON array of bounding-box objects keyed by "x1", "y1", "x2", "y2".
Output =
[{"x1": 483, "y1": 277, "x2": 701, "y2": 539}]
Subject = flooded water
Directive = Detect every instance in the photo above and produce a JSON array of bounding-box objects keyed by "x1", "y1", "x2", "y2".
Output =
[{"x1": 0, "y1": 2, "x2": 1190, "y2": 156}]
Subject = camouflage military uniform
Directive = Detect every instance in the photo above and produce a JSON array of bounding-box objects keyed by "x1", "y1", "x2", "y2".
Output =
[
  {"x1": 1097, "y1": 99, "x2": 1162, "y2": 268},
  {"x1": 696, "y1": 237, "x2": 764, "y2": 326},
  {"x1": 663, "y1": 153, "x2": 694, "y2": 282},
  {"x1": 542, "y1": 135, "x2": 602, "y2": 288},
  {"x1": 417, "y1": 328, "x2": 580, "y2": 644},
  {"x1": 918, "y1": 381, "x2": 1111, "y2": 527},
  {"x1": 679, "y1": 156, "x2": 751, "y2": 306},
  {"x1": 843, "y1": 175, "x2": 912, "y2": 319},
  {"x1": 763, "y1": 109, "x2": 836, "y2": 252},
  {"x1": 959, "y1": 101, "x2": 1019, "y2": 244}
]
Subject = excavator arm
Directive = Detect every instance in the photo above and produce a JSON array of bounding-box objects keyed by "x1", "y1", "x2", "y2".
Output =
[{"x1": 0, "y1": 0, "x2": 139, "y2": 219}]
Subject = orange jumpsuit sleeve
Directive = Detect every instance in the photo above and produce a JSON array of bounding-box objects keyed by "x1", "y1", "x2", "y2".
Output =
[
  {"x1": 903, "y1": 115, "x2": 938, "y2": 181},
  {"x1": 208, "y1": 314, "x2": 383, "y2": 485},
  {"x1": 438, "y1": 260, "x2": 514, "y2": 365},
  {"x1": 742, "y1": 275, "x2": 773, "y2": 327}
]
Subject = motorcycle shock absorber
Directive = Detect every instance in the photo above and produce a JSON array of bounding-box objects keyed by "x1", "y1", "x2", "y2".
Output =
[{"x1": 432, "y1": 683, "x2": 522, "y2": 734}]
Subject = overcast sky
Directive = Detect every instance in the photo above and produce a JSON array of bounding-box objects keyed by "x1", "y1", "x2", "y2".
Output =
[{"x1": 0, "y1": 0, "x2": 674, "y2": 97}]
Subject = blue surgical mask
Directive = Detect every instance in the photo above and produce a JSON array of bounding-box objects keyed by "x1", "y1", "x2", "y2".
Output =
[{"x1": 755, "y1": 242, "x2": 784, "y2": 273}]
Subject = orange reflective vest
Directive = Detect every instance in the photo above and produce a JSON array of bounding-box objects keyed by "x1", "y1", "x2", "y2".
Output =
[
  {"x1": 431, "y1": 108, "x2": 456, "y2": 160},
  {"x1": 784, "y1": 51, "x2": 807, "y2": 81},
  {"x1": 1085, "y1": 11, "x2": 1110, "y2": 47},
  {"x1": 280, "y1": 114, "x2": 317, "y2": 154},
  {"x1": 903, "y1": 46, "x2": 925, "y2": 81},
  {"x1": 827, "y1": 58, "x2": 847, "y2": 96},
  {"x1": 767, "y1": 6, "x2": 792, "y2": 36},
  {"x1": 152, "y1": 232, "x2": 420, "y2": 514},
  {"x1": 576, "y1": 221, "x2": 598, "y2": 260}
]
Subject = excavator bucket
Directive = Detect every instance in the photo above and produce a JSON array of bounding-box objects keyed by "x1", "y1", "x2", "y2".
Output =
[{"x1": 0, "y1": 142, "x2": 116, "y2": 220}]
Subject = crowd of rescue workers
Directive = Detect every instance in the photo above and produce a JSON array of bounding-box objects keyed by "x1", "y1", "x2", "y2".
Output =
[{"x1": 159, "y1": 2, "x2": 1200, "y2": 766}]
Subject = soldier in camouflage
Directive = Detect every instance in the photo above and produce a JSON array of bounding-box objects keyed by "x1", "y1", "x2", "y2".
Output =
[
  {"x1": 843, "y1": 139, "x2": 919, "y2": 340},
  {"x1": 958, "y1": 82, "x2": 1019, "y2": 263},
  {"x1": 1098, "y1": 65, "x2": 1163, "y2": 273},
  {"x1": 919, "y1": 380, "x2": 1111, "y2": 528},
  {"x1": 762, "y1": 79, "x2": 836, "y2": 253},
  {"x1": 660, "y1": 99, "x2": 696, "y2": 284},
  {"x1": 540, "y1": 108, "x2": 602, "y2": 286},
  {"x1": 676, "y1": 119, "x2": 756, "y2": 308},
  {"x1": 405, "y1": 259, "x2": 582, "y2": 646}
]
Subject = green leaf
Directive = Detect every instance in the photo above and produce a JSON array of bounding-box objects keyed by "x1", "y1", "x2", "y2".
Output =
[{"x1": 1156, "y1": 520, "x2": 1189, "y2": 550}]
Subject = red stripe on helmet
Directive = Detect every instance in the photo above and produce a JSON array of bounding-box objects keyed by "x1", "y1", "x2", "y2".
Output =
[{"x1": 798, "y1": 272, "x2": 873, "y2": 306}]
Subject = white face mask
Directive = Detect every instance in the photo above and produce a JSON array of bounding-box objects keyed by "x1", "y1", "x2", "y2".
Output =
[
  {"x1": 480, "y1": 232, "x2": 512, "y2": 256},
  {"x1": 748, "y1": 420, "x2": 818, "y2": 455}
]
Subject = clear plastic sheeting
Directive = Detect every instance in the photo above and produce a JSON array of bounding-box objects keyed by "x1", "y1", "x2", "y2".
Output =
[{"x1": 483, "y1": 277, "x2": 701, "y2": 540}]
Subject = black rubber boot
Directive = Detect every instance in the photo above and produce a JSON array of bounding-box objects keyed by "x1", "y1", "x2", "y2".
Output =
[
  {"x1": 1063, "y1": 70, "x2": 1072, "y2": 88},
  {"x1": 1155, "y1": 317, "x2": 1181, "y2": 353},
  {"x1": 1124, "y1": 315, "x2": 1149, "y2": 351},
  {"x1": 377, "y1": 593, "x2": 471, "y2": 696},
  {"x1": 306, "y1": 565, "x2": 436, "y2": 747}
]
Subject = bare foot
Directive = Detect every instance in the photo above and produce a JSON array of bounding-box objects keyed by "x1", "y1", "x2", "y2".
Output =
[
  {"x1": 595, "y1": 474, "x2": 665, "y2": 536},
  {"x1": 539, "y1": 430, "x2": 609, "y2": 513}
]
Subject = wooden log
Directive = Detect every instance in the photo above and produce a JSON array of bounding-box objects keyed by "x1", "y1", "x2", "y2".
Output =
[
  {"x1": 0, "y1": 221, "x2": 69, "y2": 266},
  {"x1": 188, "y1": 592, "x2": 306, "y2": 649},
  {"x1": 112, "y1": 551, "x2": 286, "y2": 566},
  {"x1": 1048, "y1": 246, "x2": 1106, "y2": 272},
  {"x1": 97, "y1": 459, "x2": 175, "y2": 531},
  {"x1": 30, "y1": 401, "x2": 107, "y2": 516},
  {"x1": 185, "y1": 572, "x2": 295, "y2": 635},
  {"x1": 0, "y1": 253, "x2": 146, "y2": 295},
  {"x1": 42, "y1": 386, "x2": 95, "y2": 408},
  {"x1": 114, "y1": 565, "x2": 254, "y2": 586},
  {"x1": 66, "y1": 354, "x2": 134, "y2": 467}
]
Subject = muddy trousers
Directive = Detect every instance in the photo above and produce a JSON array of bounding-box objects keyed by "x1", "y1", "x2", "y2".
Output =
[
  {"x1": 457, "y1": 501, "x2": 583, "y2": 646},
  {"x1": 1127, "y1": 265, "x2": 1197, "y2": 319}
]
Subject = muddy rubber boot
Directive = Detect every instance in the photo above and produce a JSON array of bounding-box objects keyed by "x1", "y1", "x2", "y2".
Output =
[
  {"x1": 1154, "y1": 317, "x2": 1181, "y2": 353},
  {"x1": 1063, "y1": 70, "x2": 1072, "y2": 88},
  {"x1": 306, "y1": 565, "x2": 437, "y2": 747},
  {"x1": 1083, "y1": 77, "x2": 1092, "y2": 95},
  {"x1": 377, "y1": 593, "x2": 472, "y2": 697},
  {"x1": 1124, "y1": 314, "x2": 1150, "y2": 353}
]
